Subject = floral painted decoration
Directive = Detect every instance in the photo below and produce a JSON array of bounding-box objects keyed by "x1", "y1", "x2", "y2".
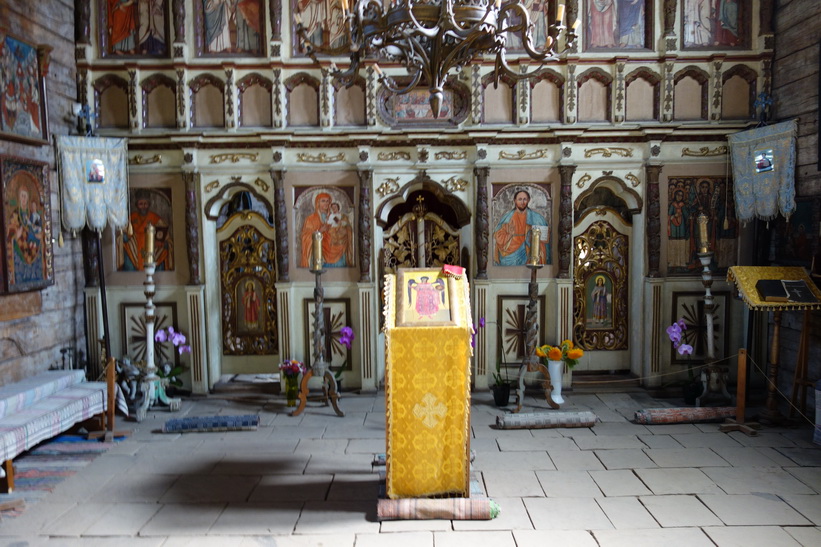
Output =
[
  {"x1": 154, "y1": 326, "x2": 192, "y2": 354},
  {"x1": 535, "y1": 339, "x2": 584, "y2": 369},
  {"x1": 667, "y1": 318, "x2": 694, "y2": 355},
  {"x1": 279, "y1": 359, "x2": 304, "y2": 378}
]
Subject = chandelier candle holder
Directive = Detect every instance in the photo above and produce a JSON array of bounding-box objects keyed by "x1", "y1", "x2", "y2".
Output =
[
  {"x1": 291, "y1": 232, "x2": 345, "y2": 417},
  {"x1": 295, "y1": 0, "x2": 578, "y2": 118}
]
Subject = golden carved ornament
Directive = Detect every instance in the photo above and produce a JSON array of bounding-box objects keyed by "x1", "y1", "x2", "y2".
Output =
[
  {"x1": 583, "y1": 147, "x2": 633, "y2": 158},
  {"x1": 378, "y1": 151, "x2": 412, "y2": 161},
  {"x1": 210, "y1": 152, "x2": 259, "y2": 164},
  {"x1": 204, "y1": 180, "x2": 220, "y2": 193},
  {"x1": 625, "y1": 173, "x2": 640, "y2": 187},
  {"x1": 254, "y1": 178, "x2": 269, "y2": 192},
  {"x1": 297, "y1": 152, "x2": 345, "y2": 163},
  {"x1": 377, "y1": 177, "x2": 401, "y2": 197},
  {"x1": 434, "y1": 151, "x2": 467, "y2": 161},
  {"x1": 499, "y1": 149, "x2": 548, "y2": 160},
  {"x1": 442, "y1": 176, "x2": 469, "y2": 192},
  {"x1": 575, "y1": 173, "x2": 592, "y2": 188},
  {"x1": 681, "y1": 146, "x2": 728, "y2": 157},
  {"x1": 129, "y1": 154, "x2": 162, "y2": 165}
]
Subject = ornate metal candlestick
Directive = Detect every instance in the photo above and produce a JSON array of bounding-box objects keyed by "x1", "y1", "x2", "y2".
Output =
[
  {"x1": 143, "y1": 224, "x2": 158, "y2": 399},
  {"x1": 514, "y1": 228, "x2": 557, "y2": 412},
  {"x1": 291, "y1": 232, "x2": 344, "y2": 417}
]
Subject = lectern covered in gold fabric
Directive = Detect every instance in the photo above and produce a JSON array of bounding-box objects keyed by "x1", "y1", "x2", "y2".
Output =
[{"x1": 383, "y1": 269, "x2": 473, "y2": 499}]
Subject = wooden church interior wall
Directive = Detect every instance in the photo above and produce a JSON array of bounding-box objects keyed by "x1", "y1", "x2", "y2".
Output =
[
  {"x1": 94, "y1": 77, "x2": 129, "y2": 129},
  {"x1": 721, "y1": 75, "x2": 753, "y2": 120},
  {"x1": 145, "y1": 83, "x2": 176, "y2": 129},
  {"x1": 482, "y1": 73, "x2": 515, "y2": 125},
  {"x1": 334, "y1": 84, "x2": 366, "y2": 127},
  {"x1": 530, "y1": 79, "x2": 562, "y2": 123},
  {"x1": 239, "y1": 84, "x2": 273, "y2": 128},
  {"x1": 626, "y1": 78, "x2": 656, "y2": 121}
]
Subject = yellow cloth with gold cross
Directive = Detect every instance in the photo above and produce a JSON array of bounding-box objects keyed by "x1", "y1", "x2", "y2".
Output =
[{"x1": 383, "y1": 272, "x2": 473, "y2": 499}]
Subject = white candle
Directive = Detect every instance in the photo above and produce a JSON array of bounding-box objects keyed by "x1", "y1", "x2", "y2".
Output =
[
  {"x1": 145, "y1": 223, "x2": 155, "y2": 261},
  {"x1": 312, "y1": 231, "x2": 323, "y2": 269},
  {"x1": 373, "y1": 63, "x2": 383, "y2": 76},
  {"x1": 529, "y1": 227, "x2": 540, "y2": 263},
  {"x1": 556, "y1": 3, "x2": 565, "y2": 25}
]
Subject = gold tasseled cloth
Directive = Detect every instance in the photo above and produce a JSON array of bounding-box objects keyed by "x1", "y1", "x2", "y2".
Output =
[{"x1": 383, "y1": 273, "x2": 473, "y2": 499}]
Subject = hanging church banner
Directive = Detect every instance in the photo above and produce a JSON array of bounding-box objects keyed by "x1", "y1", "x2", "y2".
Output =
[
  {"x1": 491, "y1": 183, "x2": 552, "y2": 266},
  {"x1": 666, "y1": 176, "x2": 738, "y2": 275},
  {"x1": 727, "y1": 119, "x2": 797, "y2": 223},
  {"x1": 57, "y1": 136, "x2": 129, "y2": 232},
  {"x1": 0, "y1": 155, "x2": 53, "y2": 293},
  {"x1": 0, "y1": 32, "x2": 50, "y2": 145},
  {"x1": 99, "y1": 0, "x2": 169, "y2": 57}
]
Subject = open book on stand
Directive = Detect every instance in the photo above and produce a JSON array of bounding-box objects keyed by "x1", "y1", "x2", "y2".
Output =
[{"x1": 756, "y1": 279, "x2": 819, "y2": 303}]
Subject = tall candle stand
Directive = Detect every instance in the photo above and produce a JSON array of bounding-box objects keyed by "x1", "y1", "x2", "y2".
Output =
[
  {"x1": 695, "y1": 213, "x2": 732, "y2": 407},
  {"x1": 291, "y1": 232, "x2": 344, "y2": 417},
  {"x1": 513, "y1": 228, "x2": 558, "y2": 413}
]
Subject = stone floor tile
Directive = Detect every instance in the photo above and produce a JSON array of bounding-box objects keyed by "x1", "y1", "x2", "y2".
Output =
[
  {"x1": 513, "y1": 529, "x2": 598, "y2": 547},
  {"x1": 574, "y1": 436, "x2": 645, "y2": 450},
  {"x1": 670, "y1": 433, "x2": 743, "y2": 449},
  {"x1": 247, "y1": 473, "x2": 333, "y2": 502},
  {"x1": 786, "y1": 466, "x2": 821, "y2": 493},
  {"x1": 592, "y1": 527, "x2": 715, "y2": 547},
  {"x1": 784, "y1": 526, "x2": 821, "y2": 545},
  {"x1": 777, "y1": 447, "x2": 821, "y2": 467},
  {"x1": 159, "y1": 474, "x2": 260, "y2": 503},
  {"x1": 355, "y1": 531, "x2": 434, "y2": 547},
  {"x1": 347, "y1": 438, "x2": 387, "y2": 454},
  {"x1": 0, "y1": 501, "x2": 74, "y2": 536},
  {"x1": 322, "y1": 425, "x2": 386, "y2": 439},
  {"x1": 699, "y1": 493, "x2": 811, "y2": 525},
  {"x1": 527, "y1": 428, "x2": 565, "y2": 438},
  {"x1": 523, "y1": 497, "x2": 613, "y2": 530},
  {"x1": 590, "y1": 470, "x2": 652, "y2": 496},
  {"x1": 294, "y1": 438, "x2": 349, "y2": 453},
  {"x1": 497, "y1": 436, "x2": 578, "y2": 452},
  {"x1": 84, "y1": 503, "x2": 163, "y2": 536},
  {"x1": 304, "y1": 453, "x2": 377, "y2": 474},
  {"x1": 593, "y1": 423, "x2": 651, "y2": 436},
  {"x1": 483, "y1": 470, "x2": 545, "y2": 497},
  {"x1": 548, "y1": 449, "x2": 605, "y2": 470},
  {"x1": 702, "y1": 526, "x2": 802, "y2": 546},
  {"x1": 432, "y1": 530, "x2": 516, "y2": 547},
  {"x1": 211, "y1": 452, "x2": 310, "y2": 475},
  {"x1": 472, "y1": 450, "x2": 553, "y2": 472},
  {"x1": 327, "y1": 473, "x2": 382, "y2": 501},
  {"x1": 594, "y1": 449, "x2": 658, "y2": 470},
  {"x1": 536, "y1": 470, "x2": 603, "y2": 498},
  {"x1": 40, "y1": 501, "x2": 113, "y2": 536},
  {"x1": 634, "y1": 468, "x2": 723, "y2": 495},
  {"x1": 644, "y1": 447, "x2": 731, "y2": 468},
  {"x1": 452, "y1": 497, "x2": 534, "y2": 531},
  {"x1": 557, "y1": 426, "x2": 597, "y2": 438},
  {"x1": 638, "y1": 495, "x2": 722, "y2": 527},
  {"x1": 139, "y1": 503, "x2": 226, "y2": 536},
  {"x1": 596, "y1": 496, "x2": 659, "y2": 529},
  {"x1": 642, "y1": 424, "x2": 702, "y2": 435},
  {"x1": 701, "y1": 467, "x2": 816, "y2": 495},
  {"x1": 781, "y1": 493, "x2": 821, "y2": 524},
  {"x1": 293, "y1": 500, "x2": 380, "y2": 535},
  {"x1": 711, "y1": 446, "x2": 793, "y2": 467},
  {"x1": 637, "y1": 434, "x2": 683, "y2": 449},
  {"x1": 379, "y1": 519, "x2": 452, "y2": 532},
  {"x1": 208, "y1": 502, "x2": 302, "y2": 535},
  {"x1": 726, "y1": 430, "x2": 797, "y2": 448}
]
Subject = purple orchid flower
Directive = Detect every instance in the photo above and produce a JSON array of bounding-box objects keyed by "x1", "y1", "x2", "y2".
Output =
[
  {"x1": 677, "y1": 343, "x2": 694, "y2": 356},
  {"x1": 154, "y1": 329, "x2": 168, "y2": 343},
  {"x1": 339, "y1": 326, "x2": 355, "y2": 349},
  {"x1": 479, "y1": 317, "x2": 486, "y2": 328}
]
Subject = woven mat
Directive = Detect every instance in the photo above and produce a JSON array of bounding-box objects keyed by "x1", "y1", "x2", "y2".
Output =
[
  {"x1": 495, "y1": 411, "x2": 598, "y2": 429},
  {"x1": 161, "y1": 414, "x2": 259, "y2": 433},
  {"x1": 376, "y1": 477, "x2": 498, "y2": 521}
]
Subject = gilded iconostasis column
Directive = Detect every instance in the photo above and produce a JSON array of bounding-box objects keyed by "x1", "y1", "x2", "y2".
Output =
[
  {"x1": 557, "y1": 164, "x2": 576, "y2": 278},
  {"x1": 646, "y1": 164, "x2": 663, "y2": 278},
  {"x1": 474, "y1": 167, "x2": 490, "y2": 280}
]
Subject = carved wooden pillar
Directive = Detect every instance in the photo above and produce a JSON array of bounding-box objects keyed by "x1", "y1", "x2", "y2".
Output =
[
  {"x1": 557, "y1": 165, "x2": 576, "y2": 278},
  {"x1": 270, "y1": 0, "x2": 282, "y2": 38},
  {"x1": 172, "y1": 0, "x2": 185, "y2": 42},
  {"x1": 183, "y1": 171, "x2": 202, "y2": 285},
  {"x1": 75, "y1": 0, "x2": 90, "y2": 44},
  {"x1": 357, "y1": 170, "x2": 372, "y2": 283},
  {"x1": 272, "y1": 169, "x2": 289, "y2": 282},
  {"x1": 646, "y1": 165, "x2": 663, "y2": 278},
  {"x1": 474, "y1": 167, "x2": 490, "y2": 280},
  {"x1": 663, "y1": 0, "x2": 677, "y2": 36}
]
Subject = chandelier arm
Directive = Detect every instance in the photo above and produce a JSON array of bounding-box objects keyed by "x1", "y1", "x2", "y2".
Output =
[
  {"x1": 493, "y1": 52, "x2": 548, "y2": 82},
  {"x1": 404, "y1": 4, "x2": 442, "y2": 40},
  {"x1": 379, "y1": 68, "x2": 424, "y2": 95},
  {"x1": 296, "y1": 24, "x2": 357, "y2": 57}
]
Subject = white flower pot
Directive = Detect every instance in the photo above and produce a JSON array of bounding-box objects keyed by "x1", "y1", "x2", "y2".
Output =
[{"x1": 547, "y1": 360, "x2": 564, "y2": 405}]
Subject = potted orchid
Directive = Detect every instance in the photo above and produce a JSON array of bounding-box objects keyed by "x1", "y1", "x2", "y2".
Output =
[
  {"x1": 667, "y1": 318, "x2": 698, "y2": 403},
  {"x1": 333, "y1": 326, "x2": 355, "y2": 389},
  {"x1": 154, "y1": 326, "x2": 192, "y2": 396},
  {"x1": 535, "y1": 340, "x2": 584, "y2": 405}
]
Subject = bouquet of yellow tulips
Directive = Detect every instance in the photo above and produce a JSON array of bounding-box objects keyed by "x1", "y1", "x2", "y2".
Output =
[{"x1": 535, "y1": 339, "x2": 584, "y2": 369}]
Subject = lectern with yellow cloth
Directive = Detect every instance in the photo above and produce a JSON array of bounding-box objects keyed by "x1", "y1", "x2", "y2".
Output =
[{"x1": 383, "y1": 268, "x2": 473, "y2": 499}]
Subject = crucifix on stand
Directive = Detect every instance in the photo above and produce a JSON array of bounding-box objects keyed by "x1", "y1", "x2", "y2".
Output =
[
  {"x1": 513, "y1": 227, "x2": 558, "y2": 413},
  {"x1": 291, "y1": 231, "x2": 344, "y2": 417}
]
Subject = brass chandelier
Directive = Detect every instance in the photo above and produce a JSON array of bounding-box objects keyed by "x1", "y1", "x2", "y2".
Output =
[{"x1": 295, "y1": 0, "x2": 578, "y2": 118}]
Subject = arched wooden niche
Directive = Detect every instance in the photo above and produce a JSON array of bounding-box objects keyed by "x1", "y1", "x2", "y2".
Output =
[{"x1": 575, "y1": 176, "x2": 642, "y2": 224}]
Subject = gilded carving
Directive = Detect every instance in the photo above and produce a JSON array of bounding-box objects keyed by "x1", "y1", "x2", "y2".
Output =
[
  {"x1": 575, "y1": 173, "x2": 592, "y2": 189},
  {"x1": 682, "y1": 146, "x2": 728, "y2": 157},
  {"x1": 499, "y1": 149, "x2": 548, "y2": 161},
  {"x1": 204, "y1": 180, "x2": 220, "y2": 192},
  {"x1": 376, "y1": 177, "x2": 401, "y2": 197},
  {"x1": 378, "y1": 151, "x2": 412, "y2": 161},
  {"x1": 626, "y1": 173, "x2": 640, "y2": 187},
  {"x1": 434, "y1": 151, "x2": 467, "y2": 161},
  {"x1": 297, "y1": 152, "x2": 345, "y2": 163},
  {"x1": 129, "y1": 154, "x2": 162, "y2": 165},
  {"x1": 583, "y1": 147, "x2": 633, "y2": 158},
  {"x1": 254, "y1": 178, "x2": 269, "y2": 192},
  {"x1": 442, "y1": 176, "x2": 469, "y2": 192},
  {"x1": 210, "y1": 153, "x2": 259, "y2": 164}
]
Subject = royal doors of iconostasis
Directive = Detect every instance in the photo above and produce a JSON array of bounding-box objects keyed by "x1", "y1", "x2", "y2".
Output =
[
  {"x1": 572, "y1": 177, "x2": 642, "y2": 373},
  {"x1": 206, "y1": 187, "x2": 278, "y2": 378}
]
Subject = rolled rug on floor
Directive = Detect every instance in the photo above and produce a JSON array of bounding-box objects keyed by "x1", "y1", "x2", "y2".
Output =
[
  {"x1": 634, "y1": 407, "x2": 735, "y2": 424},
  {"x1": 161, "y1": 414, "x2": 260, "y2": 433},
  {"x1": 377, "y1": 497, "x2": 500, "y2": 520},
  {"x1": 495, "y1": 411, "x2": 597, "y2": 429}
]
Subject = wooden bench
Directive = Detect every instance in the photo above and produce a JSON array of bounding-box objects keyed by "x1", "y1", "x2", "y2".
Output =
[{"x1": 0, "y1": 370, "x2": 107, "y2": 492}]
